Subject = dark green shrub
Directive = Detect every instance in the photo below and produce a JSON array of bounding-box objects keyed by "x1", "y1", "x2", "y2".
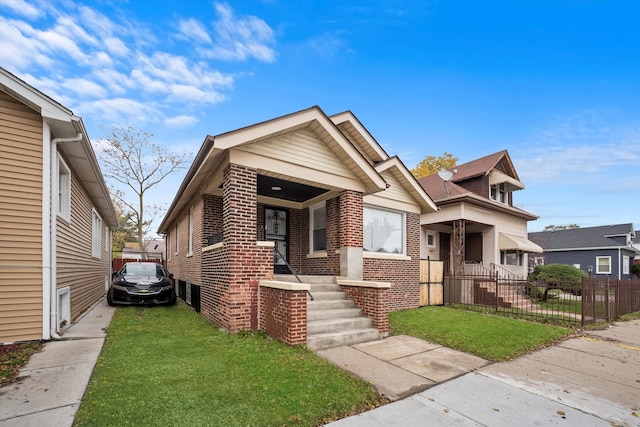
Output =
[
  {"x1": 528, "y1": 264, "x2": 587, "y2": 300},
  {"x1": 632, "y1": 263, "x2": 640, "y2": 279}
]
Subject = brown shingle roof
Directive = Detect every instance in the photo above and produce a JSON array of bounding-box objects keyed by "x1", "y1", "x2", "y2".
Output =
[{"x1": 417, "y1": 150, "x2": 519, "y2": 201}]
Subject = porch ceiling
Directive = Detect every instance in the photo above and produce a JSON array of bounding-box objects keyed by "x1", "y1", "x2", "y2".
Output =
[{"x1": 258, "y1": 175, "x2": 329, "y2": 203}]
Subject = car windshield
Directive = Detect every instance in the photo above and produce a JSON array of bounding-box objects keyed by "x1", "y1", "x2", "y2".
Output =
[{"x1": 122, "y1": 263, "x2": 160, "y2": 277}]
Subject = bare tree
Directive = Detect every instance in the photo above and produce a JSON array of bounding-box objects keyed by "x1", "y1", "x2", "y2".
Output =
[{"x1": 97, "y1": 126, "x2": 191, "y2": 250}]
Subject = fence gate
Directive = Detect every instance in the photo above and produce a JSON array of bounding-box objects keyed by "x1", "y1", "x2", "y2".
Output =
[{"x1": 420, "y1": 259, "x2": 444, "y2": 306}]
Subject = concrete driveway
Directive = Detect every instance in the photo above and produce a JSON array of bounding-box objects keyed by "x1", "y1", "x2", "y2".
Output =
[{"x1": 326, "y1": 319, "x2": 640, "y2": 426}]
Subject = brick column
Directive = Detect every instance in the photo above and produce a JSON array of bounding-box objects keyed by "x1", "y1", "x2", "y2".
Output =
[
  {"x1": 223, "y1": 163, "x2": 260, "y2": 331},
  {"x1": 339, "y1": 190, "x2": 363, "y2": 279}
]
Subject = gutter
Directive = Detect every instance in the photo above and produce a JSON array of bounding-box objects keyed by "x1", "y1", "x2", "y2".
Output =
[{"x1": 48, "y1": 132, "x2": 83, "y2": 339}]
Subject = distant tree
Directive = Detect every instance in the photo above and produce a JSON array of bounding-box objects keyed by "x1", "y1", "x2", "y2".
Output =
[
  {"x1": 97, "y1": 126, "x2": 191, "y2": 250},
  {"x1": 111, "y1": 199, "x2": 138, "y2": 255},
  {"x1": 411, "y1": 152, "x2": 458, "y2": 179},
  {"x1": 543, "y1": 224, "x2": 581, "y2": 231}
]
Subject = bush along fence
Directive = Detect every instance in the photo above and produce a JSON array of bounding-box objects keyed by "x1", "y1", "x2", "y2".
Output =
[{"x1": 444, "y1": 272, "x2": 640, "y2": 325}]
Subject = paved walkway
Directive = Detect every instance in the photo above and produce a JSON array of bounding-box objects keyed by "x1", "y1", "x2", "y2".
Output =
[
  {"x1": 0, "y1": 299, "x2": 114, "y2": 427},
  {"x1": 325, "y1": 320, "x2": 640, "y2": 426},
  {"x1": 1, "y1": 299, "x2": 638, "y2": 427}
]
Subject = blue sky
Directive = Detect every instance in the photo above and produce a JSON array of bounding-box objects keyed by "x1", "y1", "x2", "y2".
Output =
[{"x1": 1, "y1": 0, "x2": 638, "y2": 234}]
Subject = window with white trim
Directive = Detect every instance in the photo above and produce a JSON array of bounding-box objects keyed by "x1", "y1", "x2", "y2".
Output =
[
  {"x1": 490, "y1": 183, "x2": 507, "y2": 203},
  {"x1": 187, "y1": 206, "x2": 193, "y2": 256},
  {"x1": 310, "y1": 203, "x2": 326, "y2": 252},
  {"x1": 57, "y1": 154, "x2": 71, "y2": 221},
  {"x1": 167, "y1": 232, "x2": 171, "y2": 261},
  {"x1": 426, "y1": 231, "x2": 436, "y2": 248},
  {"x1": 92, "y1": 209, "x2": 102, "y2": 258},
  {"x1": 363, "y1": 206, "x2": 405, "y2": 254},
  {"x1": 500, "y1": 249, "x2": 524, "y2": 266},
  {"x1": 174, "y1": 223, "x2": 179, "y2": 255},
  {"x1": 596, "y1": 256, "x2": 611, "y2": 275},
  {"x1": 623, "y1": 255, "x2": 630, "y2": 275}
]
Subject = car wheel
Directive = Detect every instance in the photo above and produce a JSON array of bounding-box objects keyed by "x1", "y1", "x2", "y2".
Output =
[{"x1": 106, "y1": 291, "x2": 115, "y2": 307}]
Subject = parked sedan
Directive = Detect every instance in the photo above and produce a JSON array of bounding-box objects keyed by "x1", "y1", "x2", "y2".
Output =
[{"x1": 107, "y1": 262, "x2": 176, "y2": 306}]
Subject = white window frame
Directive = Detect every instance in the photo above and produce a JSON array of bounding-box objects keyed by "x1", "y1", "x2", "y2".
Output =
[
  {"x1": 92, "y1": 209, "x2": 102, "y2": 258},
  {"x1": 57, "y1": 154, "x2": 71, "y2": 222},
  {"x1": 500, "y1": 249, "x2": 524, "y2": 266},
  {"x1": 167, "y1": 232, "x2": 171, "y2": 261},
  {"x1": 363, "y1": 205, "x2": 405, "y2": 255},
  {"x1": 426, "y1": 231, "x2": 436, "y2": 248},
  {"x1": 490, "y1": 183, "x2": 507, "y2": 204},
  {"x1": 310, "y1": 202, "x2": 326, "y2": 253},
  {"x1": 175, "y1": 223, "x2": 179, "y2": 256},
  {"x1": 596, "y1": 256, "x2": 611, "y2": 275},
  {"x1": 623, "y1": 255, "x2": 630, "y2": 275},
  {"x1": 187, "y1": 206, "x2": 193, "y2": 257}
]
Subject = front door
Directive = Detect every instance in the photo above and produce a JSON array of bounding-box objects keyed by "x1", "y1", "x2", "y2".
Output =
[
  {"x1": 264, "y1": 208, "x2": 289, "y2": 274},
  {"x1": 440, "y1": 232, "x2": 451, "y2": 275}
]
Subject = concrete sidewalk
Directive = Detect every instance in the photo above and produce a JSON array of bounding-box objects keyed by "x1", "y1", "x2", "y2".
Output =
[
  {"x1": 326, "y1": 320, "x2": 640, "y2": 426},
  {"x1": 0, "y1": 298, "x2": 114, "y2": 427},
  {"x1": 317, "y1": 335, "x2": 490, "y2": 401}
]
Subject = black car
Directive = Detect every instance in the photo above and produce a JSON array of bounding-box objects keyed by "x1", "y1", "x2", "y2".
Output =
[{"x1": 107, "y1": 262, "x2": 176, "y2": 306}]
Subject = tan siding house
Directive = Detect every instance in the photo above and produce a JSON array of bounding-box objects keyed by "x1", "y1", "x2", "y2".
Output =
[
  {"x1": 0, "y1": 67, "x2": 116, "y2": 343},
  {"x1": 418, "y1": 150, "x2": 542, "y2": 278}
]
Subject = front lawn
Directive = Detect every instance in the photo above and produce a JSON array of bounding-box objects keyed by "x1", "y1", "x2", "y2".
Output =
[
  {"x1": 74, "y1": 303, "x2": 383, "y2": 427},
  {"x1": 389, "y1": 306, "x2": 572, "y2": 361}
]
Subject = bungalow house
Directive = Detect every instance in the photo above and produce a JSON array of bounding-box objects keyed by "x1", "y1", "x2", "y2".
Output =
[
  {"x1": 158, "y1": 106, "x2": 437, "y2": 349},
  {"x1": 418, "y1": 150, "x2": 542, "y2": 279},
  {"x1": 528, "y1": 223, "x2": 638, "y2": 280},
  {"x1": 0, "y1": 68, "x2": 117, "y2": 343}
]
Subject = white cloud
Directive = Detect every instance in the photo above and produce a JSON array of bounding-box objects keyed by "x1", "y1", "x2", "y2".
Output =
[
  {"x1": 76, "y1": 98, "x2": 162, "y2": 124},
  {"x1": 0, "y1": 17, "x2": 53, "y2": 69},
  {"x1": 0, "y1": 0, "x2": 41, "y2": 19},
  {"x1": 177, "y1": 18, "x2": 212, "y2": 44},
  {"x1": 61, "y1": 77, "x2": 108, "y2": 99},
  {"x1": 164, "y1": 115, "x2": 199, "y2": 128},
  {"x1": 513, "y1": 111, "x2": 640, "y2": 184},
  {"x1": 204, "y1": 2, "x2": 276, "y2": 62},
  {"x1": 308, "y1": 31, "x2": 351, "y2": 60}
]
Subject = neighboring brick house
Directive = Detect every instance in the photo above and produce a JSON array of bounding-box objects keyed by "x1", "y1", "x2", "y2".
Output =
[
  {"x1": 417, "y1": 150, "x2": 542, "y2": 278},
  {"x1": 528, "y1": 224, "x2": 639, "y2": 279},
  {"x1": 1, "y1": 67, "x2": 117, "y2": 343},
  {"x1": 158, "y1": 106, "x2": 437, "y2": 348}
]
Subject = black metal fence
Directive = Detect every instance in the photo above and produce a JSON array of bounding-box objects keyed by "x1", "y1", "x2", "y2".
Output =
[
  {"x1": 444, "y1": 273, "x2": 640, "y2": 325},
  {"x1": 582, "y1": 277, "x2": 640, "y2": 324}
]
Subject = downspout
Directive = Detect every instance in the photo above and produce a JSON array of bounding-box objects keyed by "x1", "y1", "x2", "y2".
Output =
[{"x1": 49, "y1": 132, "x2": 83, "y2": 339}]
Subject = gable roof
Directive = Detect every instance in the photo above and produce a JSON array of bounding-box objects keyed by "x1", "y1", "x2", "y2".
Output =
[
  {"x1": 453, "y1": 150, "x2": 519, "y2": 182},
  {"x1": 417, "y1": 149, "x2": 523, "y2": 202},
  {"x1": 158, "y1": 106, "x2": 435, "y2": 232},
  {"x1": 0, "y1": 67, "x2": 117, "y2": 228},
  {"x1": 528, "y1": 223, "x2": 637, "y2": 251}
]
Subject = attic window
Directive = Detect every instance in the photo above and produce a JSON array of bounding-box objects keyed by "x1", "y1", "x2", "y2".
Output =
[{"x1": 490, "y1": 183, "x2": 507, "y2": 203}]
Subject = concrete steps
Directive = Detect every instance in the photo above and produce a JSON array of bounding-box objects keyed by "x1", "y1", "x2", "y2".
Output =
[{"x1": 274, "y1": 274, "x2": 380, "y2": 351}]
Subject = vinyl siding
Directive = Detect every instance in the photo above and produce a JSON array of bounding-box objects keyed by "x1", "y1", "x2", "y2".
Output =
[
  {"x1": 237, "y1": 129, "x2": 358, "y2": 181},
  {"x1": 0, "y1": 91, "x2": 44, "y2": 342},
  {"x1": 56, "y1": 159, "x2": 111, "y2": 321}
]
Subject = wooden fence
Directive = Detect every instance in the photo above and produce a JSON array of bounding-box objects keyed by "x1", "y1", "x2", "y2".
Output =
[{"x1": 419, "y1": 259, "x2": 444, "y2": 306}]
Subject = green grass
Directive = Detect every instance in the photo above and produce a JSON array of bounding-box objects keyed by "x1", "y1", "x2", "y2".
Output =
[
  {"x1": 74, "y1": 303, "x2": 383, "y2": 427},
  {"x1": 389, "y1": 306, "x2": 571, "y2": 362}
]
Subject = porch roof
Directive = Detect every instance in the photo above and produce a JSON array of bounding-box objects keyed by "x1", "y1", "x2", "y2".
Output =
[
  {"x1": 159, "y1": 106, "x2": 429, "y2": 233},
  {"x1": 499, "y1": 232, "x2": 543, "y2": 253}
]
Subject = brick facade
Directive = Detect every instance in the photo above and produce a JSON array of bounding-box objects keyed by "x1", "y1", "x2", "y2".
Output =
[
  {"x1": 258, "y1": 286, "x2": 307, "y2": 345},
  {"x1": 363, "y1": 212, "x2": 421, "y2": 311},
  {"x1": 340, "y1": 285, "x2": 389, "y2": 334}
]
